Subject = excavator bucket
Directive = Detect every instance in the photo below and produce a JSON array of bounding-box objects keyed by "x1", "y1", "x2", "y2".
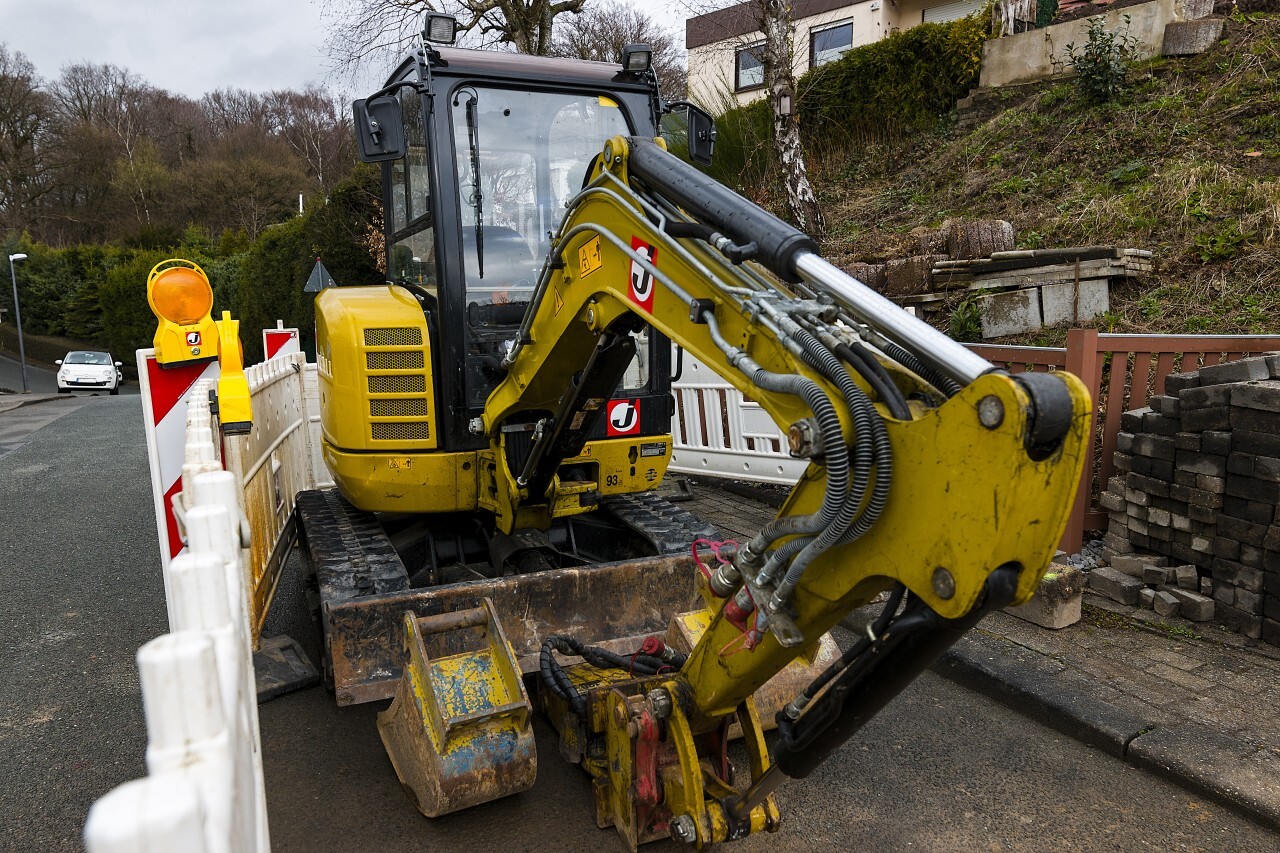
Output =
[{"x1": 377, "y1": 599, "x2": 536, "y2": 817}]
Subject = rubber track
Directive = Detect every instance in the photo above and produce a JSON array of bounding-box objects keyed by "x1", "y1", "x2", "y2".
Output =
[
  {"x1": 296, "y1": 489, "x2": 410, "y2": 603},
  {"x1": 599, "y1": 492, "x2": 721, "y2": 555}
]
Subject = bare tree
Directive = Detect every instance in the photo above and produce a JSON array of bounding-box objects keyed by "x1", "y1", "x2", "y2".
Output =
[
  {"x1": 682, "y1": 0, "x2": 823, "y2": 235},
  {"x1": 322, "y1": 0, "x2": 586, "y2": 74},
  {"x1": 265, "y1": 86, "x2": 354, "y2": 193},
  {"x1": 550, "y1": 0, "x2": 687, "y2": 98},
  {"x1": 49, "y1": 64, "x2": 166, "y2": 227},
  {"x1": 0, "y1": 45, "x2": 52, "y2": 231},
  {"x1": 760, "y1": 0, "x2": 821, "y2": 235}
]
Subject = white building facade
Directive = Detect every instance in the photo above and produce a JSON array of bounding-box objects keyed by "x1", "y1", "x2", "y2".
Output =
[{"x1": 686, "y1": 0, "x2": 987, "y2": 110}]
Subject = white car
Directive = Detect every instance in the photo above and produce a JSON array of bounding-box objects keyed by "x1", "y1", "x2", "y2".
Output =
[{"x1": 56, "y1": 351, "x2": 122, "y2": 395}]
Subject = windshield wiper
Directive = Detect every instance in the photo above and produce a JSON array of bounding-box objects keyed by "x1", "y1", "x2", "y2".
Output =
[{"x1": 464, "y1": 93, "x2": 485, "y2": 279}]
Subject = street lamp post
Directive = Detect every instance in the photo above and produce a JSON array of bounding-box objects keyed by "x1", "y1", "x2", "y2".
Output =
[{"x1": 7, "y1": 252, "x2": 29, "y2": 393}]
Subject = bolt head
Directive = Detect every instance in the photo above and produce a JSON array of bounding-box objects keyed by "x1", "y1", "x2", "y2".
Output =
[
  {"x1": 932, "y1": 566, "x2": 956, "y2": 600},
  {"x1": 646, "y1": 687, "x2": 673, "y2": 719},
  {"x1": 669, "y1": 814, "x2": 697, "y2": 844},
  {"x1": 978, "y1": 395, "x2": 1004, "y2": 429}
]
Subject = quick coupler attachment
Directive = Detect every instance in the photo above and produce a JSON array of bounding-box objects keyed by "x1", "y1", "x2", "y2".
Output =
[{"x1": 377, "y1": 599, "x2": 536, "y2": 817}]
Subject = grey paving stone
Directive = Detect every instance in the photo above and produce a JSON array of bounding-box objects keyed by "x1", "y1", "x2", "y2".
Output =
[
  {"x1": 1165, "y1": 589, "x2": 1214, "y2": 622},
  {"x1": 1089, "y1": 567, "x2": 1144, "y2": 605},
  {"x1": 1199, "y1": 356, "x2": 1270, "y2": 386},
  {"x1": 1153, "y1": 590, "x2": 1181, "y2": 618}
]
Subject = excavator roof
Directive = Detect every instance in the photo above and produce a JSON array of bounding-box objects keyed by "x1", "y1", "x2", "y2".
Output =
[{"x1": 385, "y1": 46, "x2": 652, "y2": 92}]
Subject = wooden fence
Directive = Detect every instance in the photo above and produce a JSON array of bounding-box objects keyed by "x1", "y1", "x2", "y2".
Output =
[{"x1": 969, "y1": 330, "x2": 1280, "y2": 553}]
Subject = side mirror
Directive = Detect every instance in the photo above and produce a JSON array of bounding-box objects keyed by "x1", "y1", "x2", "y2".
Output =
[
  {"x1": 686, "y1": 105, "x2": 716, "y2": 167},
  {"x1": 352, "y1": 96, "x2": 407, "y2": 163},
  {"x1": 662, "y1": 101, "x2": 716, "y2": 167},
  {"x1": 114, "y1": 361, "x2": 123, "y2": 367},
  {"x1": 55, "y1": 359, "x2": 62, "y2": 365}
]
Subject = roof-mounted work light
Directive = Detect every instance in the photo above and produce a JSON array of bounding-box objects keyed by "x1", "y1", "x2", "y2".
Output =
[
  {"x1": 424, "y1": 13, "x2": 458, "y2": 45},
  {"x1": 620, "y1": 44, "x2": 653, "y2": 73},
  {"x1": 147, "y1": 258, "x2": 220, "y2": 367}
]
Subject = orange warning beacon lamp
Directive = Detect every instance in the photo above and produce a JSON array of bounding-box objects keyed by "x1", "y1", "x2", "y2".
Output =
[
  {"x1": 146, "y1": 258, "x2": 253, "y2": 434},
  {"x1": 147, "y1": 259, "x2": 220, "y2": 367}
]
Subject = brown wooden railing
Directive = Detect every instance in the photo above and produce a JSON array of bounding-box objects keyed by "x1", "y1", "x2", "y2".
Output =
[{"x1": 967, "y1": 330, "x2": 1280, "y2": 553}]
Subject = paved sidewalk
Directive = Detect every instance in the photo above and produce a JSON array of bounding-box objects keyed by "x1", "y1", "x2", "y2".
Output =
[{"x1": 681, "y1": 476, "x2": 1280, "y2": 831}]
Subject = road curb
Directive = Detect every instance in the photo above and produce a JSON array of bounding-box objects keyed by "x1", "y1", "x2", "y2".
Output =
[
  {"x1": 932, "y1": 632, "x2": 1280, "y2": 831},
  {"x1": 0, "y1": 394, "x2": 73, "y2": 414}
]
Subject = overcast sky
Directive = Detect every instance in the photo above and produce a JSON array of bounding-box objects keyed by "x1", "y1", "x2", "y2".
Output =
[{"x1": 1, "y1": 0, "x2": 690, "y2": 99}]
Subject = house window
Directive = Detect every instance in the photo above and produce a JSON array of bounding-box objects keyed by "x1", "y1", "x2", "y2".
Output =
[
  {"x1": 735, "y1": 42, "x2": 765, "y2": 90},
  {"x1": 810, "y1": 21, "x2": 853, "y2": 67}
]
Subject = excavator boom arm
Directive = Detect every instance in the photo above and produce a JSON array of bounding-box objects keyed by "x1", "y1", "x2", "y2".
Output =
[{"x1": 478, "y1": 135, "x2": 1091, "y2": 847}]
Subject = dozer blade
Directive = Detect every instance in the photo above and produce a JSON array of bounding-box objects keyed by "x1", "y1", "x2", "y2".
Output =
[
  {"x1": 326, "y1": 553, "x2": 703, "y2": 705},
  {"x1": 378, "y1": 599, "x2": 536, "y2": 817}
]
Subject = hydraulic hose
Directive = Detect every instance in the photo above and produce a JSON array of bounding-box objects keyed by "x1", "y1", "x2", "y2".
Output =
[
  {"x1": 767, "y1": 325, "x2": 889, "y2": 604},
  {"x1": 539, "y1": 635, "x2": 684, "y2": 720},
  {"x1": 793, "y1": 584, "x2": 906, "y2": 710},
  {"x1": 698, "y1": 309, "x2": 851, "y2": 572},
  {"x1": 739, "y1": 366, "x2": 849, "y2": 561},
  {"x1": 836, "y1": 342, "x2": 912, "y2": 421},
  {"x1": 881, "y1": 339, "x2": 963, "y2": 398}
]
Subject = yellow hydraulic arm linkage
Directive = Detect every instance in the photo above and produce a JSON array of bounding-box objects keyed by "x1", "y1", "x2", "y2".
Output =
[{"x1": 477, "y1": 136, "x2": 1090, "y2": 849}]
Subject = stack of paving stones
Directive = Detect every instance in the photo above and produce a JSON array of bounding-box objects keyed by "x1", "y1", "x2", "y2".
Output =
[{"x1": 1097, "y1": 354, "x2": 1280, "y2": 646}]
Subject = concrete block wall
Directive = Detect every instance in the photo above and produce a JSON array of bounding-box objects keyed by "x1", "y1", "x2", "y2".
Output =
[{"x1": 1098, "y1": 355, "x2": 1280, "y2": 646}]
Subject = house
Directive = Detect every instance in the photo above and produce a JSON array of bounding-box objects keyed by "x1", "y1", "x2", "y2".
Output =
[{"x1": 686, "y1": 0, "x2": 987, "y2": 109}]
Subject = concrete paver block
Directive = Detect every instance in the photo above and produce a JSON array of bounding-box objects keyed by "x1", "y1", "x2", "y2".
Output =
[
  {"x1": 1041, "y1": 279, "x2": 1110, "y2": 326},
  {"x1": 1089, "y1": 567, "x2": 1144, "y2": 605},
  {"x1": 979, "y1": 288, "x2": 1041, "y2": 338},
  {"x1": 1005, "y1": 563, "x2": 1084, "y2": 629},
  {"x1": 1230, "y1": 379, "x2": 1280, "y2": 412},
  {"x1": 1153, "y1": 590, "x2": 1182, "y2": 618},
  {"x1": 1162, "y1": 19, "x2": 1225, "y2": 56},
  {"x1": 1174, "y1": 565, "x2": 1199, "y2": 590},
  {"x1": 1198, "y1": 356, "x2": 1270, "y2": 387},
  {"x1": 1166, "y1": 589, "x2": 1215, "y2": 621}
]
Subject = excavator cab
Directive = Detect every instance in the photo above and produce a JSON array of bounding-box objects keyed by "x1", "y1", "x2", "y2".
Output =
[{"x1": 309, "y1": 10, "x2": 757, "y2": 735}]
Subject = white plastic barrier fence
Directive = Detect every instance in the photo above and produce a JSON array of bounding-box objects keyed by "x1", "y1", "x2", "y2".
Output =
[
  {"x1": 86, "y1": 382, "x2": 270, "y2": 853},
  {"x1": 223, "y1": 351, "x2": 331, "y2": 639},
  {"x1": 670, "y1": 348, "x2": 808, "y2": 486}
]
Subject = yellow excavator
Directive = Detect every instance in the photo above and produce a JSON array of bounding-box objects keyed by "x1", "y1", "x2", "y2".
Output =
[{"x1": 297, "y1": 13, "x2": 1090, "y2": 850}]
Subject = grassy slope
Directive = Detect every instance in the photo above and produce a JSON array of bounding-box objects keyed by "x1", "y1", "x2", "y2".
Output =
[{"x1": 809, "y1": 15, "x2": 1280, "y2": 343}]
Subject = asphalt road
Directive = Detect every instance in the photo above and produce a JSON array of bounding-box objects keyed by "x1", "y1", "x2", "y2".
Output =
[{"x1": 2, "y1": 397, "x2": 1278, "y2": 851}]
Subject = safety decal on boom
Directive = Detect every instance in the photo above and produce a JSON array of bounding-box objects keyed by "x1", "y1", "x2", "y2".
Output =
[
  {"x1": 629, "y1": 237, "x2": 656, "y2": 313},
  {"x1": 607, "y1": 398, "x2": 642, "y2": 436}
]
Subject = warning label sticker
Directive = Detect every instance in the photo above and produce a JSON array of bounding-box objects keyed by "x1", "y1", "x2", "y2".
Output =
[
  {"x1": 606, "y1": 398, "x2": 641, "y2": 437},
  {"x1": 578, "y1": 236, "x2": 603, "y2": 278},
  {"x1": 628, "y1": 237, "x2": 657, "y2": 314}
]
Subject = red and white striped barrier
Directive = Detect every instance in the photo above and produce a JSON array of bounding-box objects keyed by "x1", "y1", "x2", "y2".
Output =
[
  {"x1": 262, "y1": 323, "x2": 300, "y2": 361},
  {"x1": 138, "y1": 349, "x2": 221, "y2": 620}
]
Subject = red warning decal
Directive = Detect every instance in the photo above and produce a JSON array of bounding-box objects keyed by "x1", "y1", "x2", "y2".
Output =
[
  {"x1": 607, "y1": 398, "x2": 642, "y2": 437},
  {"x1": 628, "y1": 237, "x2": 657, "y2": 314}
]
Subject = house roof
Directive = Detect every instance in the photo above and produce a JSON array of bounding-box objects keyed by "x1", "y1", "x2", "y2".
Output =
[{"x1": 685, "y1": 0, "x2": 860, "y2": 49}]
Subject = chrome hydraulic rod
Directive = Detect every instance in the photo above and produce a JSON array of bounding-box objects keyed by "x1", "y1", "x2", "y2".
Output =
[{"x1": 792, "y1": 252, "x2": 994, "y2": 390}]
